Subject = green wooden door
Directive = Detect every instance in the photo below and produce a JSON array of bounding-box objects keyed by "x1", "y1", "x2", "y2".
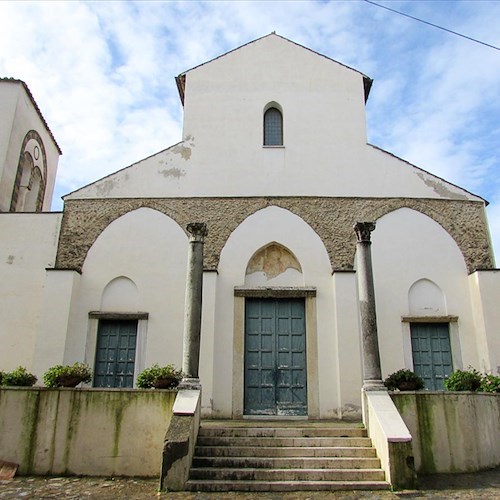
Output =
[
  {"x1": 94, "y1": 319, "x2": 138, "y2": 388},
  {"x1": 411, "y1": 323, "x2": 453, "y2": 390},
  {"x1": 245, "y1": 298, "x2": 307, "y2": 416}
]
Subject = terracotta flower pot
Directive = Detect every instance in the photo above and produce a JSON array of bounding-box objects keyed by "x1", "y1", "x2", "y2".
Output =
[
  {"x1": 57, "y1": 376, "x2": 84, "y2": 388},
  {"x1": 398, "y1": 381, "x2": 420, "y2": 391},
  {"x1": 152, "y1": 378, "x2": 177, "y2": 389}
]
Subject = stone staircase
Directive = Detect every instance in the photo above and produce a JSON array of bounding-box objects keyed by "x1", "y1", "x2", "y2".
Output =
[{"x1": 185, "y1": 420, "x2": 390, "y2": 492}]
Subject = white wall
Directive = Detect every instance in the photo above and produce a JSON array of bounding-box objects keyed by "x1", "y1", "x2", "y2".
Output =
[
  {"x1": 468, "y1": 270, "x2": 500, "y2": 374},
  {"x1": 0, "y1": 83, "x2": 19, "y2": 186},
  {"x1": 61, "y1": 208, "x2": 188, "y2": 380},
  {"x1": 67, "y1": 36, "x2": 478, "y2": 203},
  {"x1": 371, "y1": 208, "x2": 478, "y2": 377},
  {"x1": 0, "y1": 213, "x2": 61, "y2": 371}
]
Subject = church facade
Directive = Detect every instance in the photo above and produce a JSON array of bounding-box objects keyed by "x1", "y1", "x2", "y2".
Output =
[{"x1": 1, "y1": 34, "x2": 499, "y2": 420}]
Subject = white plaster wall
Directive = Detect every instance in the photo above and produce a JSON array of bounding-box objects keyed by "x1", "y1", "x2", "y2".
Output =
[
  {"x1": 0, "y1": 81, "x2": 60, "y2": 212},
  {"x1": 64, "y1": 208, "x2": 188, "y2": 379},
  {"x1": 331, "y1": 271, "x2": 363, "y2": 418},
  {"x1": 67, "y1": 36, "x2": 478, "y2": 203},
  {"x1": 371, "y1": 208, "x2": 478, "y2": 377},
  {"x1": 213, "y1": 206, "x2": 339, "y2": 418},
  {"x1": 0, "y1": 83, "x2": 19, "y2": 184},
  {"x1": 0, "y1": 213, "x2": 61, "y2": 371},
  {"x1": 33, "y1": 270, "x2": 81, "y2": 378},
  {"x1": 468, "y1": 270, "x2": 500, "y2": 374}
]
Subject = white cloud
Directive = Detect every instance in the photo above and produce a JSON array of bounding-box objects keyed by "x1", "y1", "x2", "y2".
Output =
[{"x1": 1, "y1": 0, "x2": 499, "y2": 258}]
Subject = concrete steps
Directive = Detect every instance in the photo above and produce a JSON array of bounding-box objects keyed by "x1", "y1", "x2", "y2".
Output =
[{"x1": 186, "y1": 420, "x2": 389, "y2": 492}]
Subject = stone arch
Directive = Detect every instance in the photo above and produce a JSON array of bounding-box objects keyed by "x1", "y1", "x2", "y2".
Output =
[
  {"x1": 365, "y1": 200, "x2": 487, "y2": 273},
  {"x1": 56, "y1": 197, "x2": 492, "y2": 273},
  {"x1": 219, "y1": 205, "x2": 332, "y2": 281},
  {"x1": 71, "y1": 205, "x2": 186, "y2": 272},
  {"x1": 10, "y1": 130, "x2": 47, "y2": 212},
  {"x1": 408, "y1": 278, "x2": 447, "y2": 316},
  {"x1": 371, "y1": 206, "x2": 468, "y2": 271}
]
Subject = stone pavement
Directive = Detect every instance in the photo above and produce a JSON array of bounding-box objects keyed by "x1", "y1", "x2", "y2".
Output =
[{"x1": 0, "y1": 467, "x2": 499, "y2": 499}]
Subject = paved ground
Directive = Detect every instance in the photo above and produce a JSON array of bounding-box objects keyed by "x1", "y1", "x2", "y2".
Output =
[{"x1": 1, "y1": 468, "x2": 500, "y2": 500}]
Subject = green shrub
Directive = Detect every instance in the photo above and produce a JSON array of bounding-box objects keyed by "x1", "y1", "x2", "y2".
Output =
[
  {"x1": 2, "y1": 366, "x2": 37, "y2": 387},
  {"x1": 0, "y1": 371, "x2": 4, "y2": 385},
  {"x1": 384, "y1": 369, "x2": 425, "y2": 391},
  {"x1": 43, "y1": 362, "x2": 92, "y2": 388},
  {"x1": 480, "y1": 374, "x2": 500, "y2": 393},
  {"x1": 444, "y1": 367, "x2": 482, "y2": 391},
  {"x1": 136, "y1": 363, "x2": 183, "y2": 389}
]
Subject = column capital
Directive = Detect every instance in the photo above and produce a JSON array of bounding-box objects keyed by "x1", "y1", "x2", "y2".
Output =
[
  {"x1": 354, "y1": 222, "x2": 376, "y2": 243},
  {"x1": 186, "y1": 222, "x2": 208, "y2": 242}
]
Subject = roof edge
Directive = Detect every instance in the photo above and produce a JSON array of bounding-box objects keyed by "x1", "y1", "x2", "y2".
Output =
[
  {"x1": 1, "y1": 78, "x2": 62, "y2": 154},
  {"x1": 62, "y1": 141, "x2": 184, "y2": 200},
  {"x1": 176, "y1": 32, "x2": 373, "y2": 104},
  {"x1": 367, "y1": 143, "x2": 488, "y2": 205}
]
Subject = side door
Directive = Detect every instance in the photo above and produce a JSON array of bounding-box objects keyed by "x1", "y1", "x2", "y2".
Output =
[
  {"x1": 94, "y1": 319, "x2": 138, "y2": 388},
  {"x1": 411, "y1": 322, "x2": 453, "y2": 390}
]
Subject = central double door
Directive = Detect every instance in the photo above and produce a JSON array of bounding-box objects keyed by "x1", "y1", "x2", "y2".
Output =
[{"x1": 244, "y1": 298, "x2": 308, "y2": 416}]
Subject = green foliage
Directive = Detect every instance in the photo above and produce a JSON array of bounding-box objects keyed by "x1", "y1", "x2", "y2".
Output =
[
  {"x1": 43, "y1": 362, "x2": 92, "y2": 388},
  {"x1": 480, "y1": 374, "x2": 500, "y2": 393},
  {"x1": 444, "y1": 367, "x2": 482, "y2": 392},
  {"x1": 2, "y1": 366, "x2": 37, "y2": 387},
  {"x1": 136, "y1": 363, "x2": 183, "y2": 389},
  {"x1": 384, "y1": 369, "x2": 425, "y2": 391}
]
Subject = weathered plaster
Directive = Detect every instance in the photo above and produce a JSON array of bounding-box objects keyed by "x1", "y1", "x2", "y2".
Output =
[
  {"x1": 55, "y1": 197, "x2": 493, "y2": 274},
  {"x1": 246, "y1": 243, "x2": 301, "y2": 280},
  {"x1": 160, "y1": 167, "x2": 185, "y2": 179},
  {"x1": 414, "y1": 171, "x2": 469, "y2": 201}
]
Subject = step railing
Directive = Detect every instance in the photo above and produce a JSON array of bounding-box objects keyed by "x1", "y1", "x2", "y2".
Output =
[
  {"x1": 363, "y1": 389, "x2": 416, "y2": 489},
  {"x1": 159, "y1": 389, "x2": 201, "y2": 491}
]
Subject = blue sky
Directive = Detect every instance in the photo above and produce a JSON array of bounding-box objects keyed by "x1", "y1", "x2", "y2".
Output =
[{"x1": 1, "y1": 0, "x2": 499, "y2": 258}]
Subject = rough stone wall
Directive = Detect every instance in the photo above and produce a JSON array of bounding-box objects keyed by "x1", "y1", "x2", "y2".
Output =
[{"x1": 56, "y1": 197, "x2": 494, "y2": 273}]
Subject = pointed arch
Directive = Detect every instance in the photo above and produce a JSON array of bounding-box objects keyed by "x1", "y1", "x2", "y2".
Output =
[
  {"x1": 10, "y1": 130, "x2": 47, "y2": 212},
  {"x1": 245, "y1": 242, "x2": 303, "y2": 286}
]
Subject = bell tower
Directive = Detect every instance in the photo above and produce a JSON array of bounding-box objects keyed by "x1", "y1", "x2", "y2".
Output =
[{"x1": 0, "y1": 78, "x2": 61, "y2": 212}]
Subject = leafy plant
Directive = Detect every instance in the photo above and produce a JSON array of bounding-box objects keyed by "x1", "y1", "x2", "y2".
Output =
[
  {"x1": 136, "y1": 363, "x2": 183, "y2": 389},
  {"x1": 43, "y1": 362, "x2": 92, "y2": 388},
  {"x1": 384, "y1": 369, "x2": 425, "y2": 391},
  {"x1": 2, "y1": 366, "x2": 37, "y2": 387},
  {"x1": 480, "y1": 374, "x2": 500, "y2": 393},
  {"x1": 0, "y1": 371, "x2": 4, "y2": 385},
  {"x1": 444, "y1": 367, "x2": 482, "y2": 392}
]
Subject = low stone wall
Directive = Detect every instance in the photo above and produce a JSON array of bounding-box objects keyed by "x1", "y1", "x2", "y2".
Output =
[
  {"x1": 391, "y1": 392, "x2": 500, "y2": 473},
  {"x1": 0, "y1": 387, "x2": 176, "y2": 477}
]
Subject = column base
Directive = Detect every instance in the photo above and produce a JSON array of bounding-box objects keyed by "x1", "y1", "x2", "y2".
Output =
[
  {"x1": 362, "y1": 379, "x2": 386, "y2": 391},
  {"x1": 178, "y1": 377, "x2": 201, "y2": 390}
]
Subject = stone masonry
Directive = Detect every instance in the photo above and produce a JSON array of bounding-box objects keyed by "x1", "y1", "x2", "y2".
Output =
[{"x1": 55, "y1": 197, "x2": 494, "y2": 273}]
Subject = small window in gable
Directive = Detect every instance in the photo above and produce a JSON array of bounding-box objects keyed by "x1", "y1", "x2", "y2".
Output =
[{"x1": 264, "y1": 107, "x2": 283, "y2": 146}]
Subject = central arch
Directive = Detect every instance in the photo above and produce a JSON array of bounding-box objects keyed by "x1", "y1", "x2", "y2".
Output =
[{"x1": 211, "y1": 205, "x2": 333, "y2": 418}]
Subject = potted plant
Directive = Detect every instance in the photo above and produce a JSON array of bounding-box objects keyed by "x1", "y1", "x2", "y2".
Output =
[
  {"x1": 136, "y1": 363, "x2": 183, "y2": 389},
  {"x1": 2, "y1": 366, "x2": 37, "y2": 387},
  {"x1": 480, "y1": 373, "x2": 500, "y2": 393},
  {"x1": 43, "y1": 362, "x2": 92, "y2": 388},
  {"x1": 444, "y1": 367, "x2": 482, "y2": 391},
  {"x1": 384, "y1": 369, "x2": 425, "y2": 391}
]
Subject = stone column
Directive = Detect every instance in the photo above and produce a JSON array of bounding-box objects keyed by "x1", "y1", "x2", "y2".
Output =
[
  {"x1": 180, "y1": 222, "x2": 208, "y2": 389},
  {"x1": 354, "y1": 222, "x2": 385, "y2": 390}
]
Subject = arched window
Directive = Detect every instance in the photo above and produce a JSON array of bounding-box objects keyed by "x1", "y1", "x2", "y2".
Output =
[{"x1": 263, "y1": 107, "x2": 283, "y2": 146}]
